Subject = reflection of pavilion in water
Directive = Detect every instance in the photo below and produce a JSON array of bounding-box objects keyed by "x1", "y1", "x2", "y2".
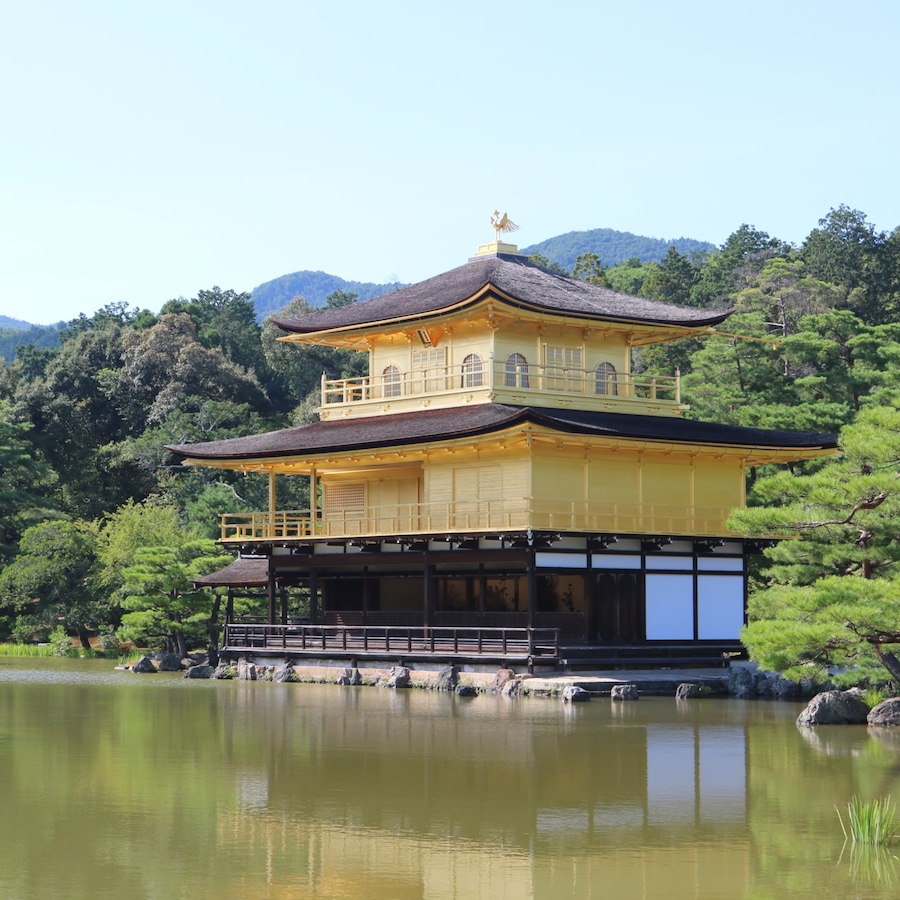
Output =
[{"x1": 214, "y1": 691, "x2": 750, "y2": 899}]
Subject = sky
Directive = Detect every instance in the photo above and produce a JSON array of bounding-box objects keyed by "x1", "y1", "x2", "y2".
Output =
[{"x1": 2, "y1": 0, "x2": 899, "y2": 325}]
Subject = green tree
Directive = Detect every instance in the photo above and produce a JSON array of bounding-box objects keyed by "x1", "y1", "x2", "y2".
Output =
[
  {"x1": 528, "y1": 253, "x2": 568, "y2": 275},
  {"x1": 94, "y1": 499, "x2": 188, "y2": 596},
  {"x1": 642, "y1": 247, "x2": 699, "y2": 305},
  {"x1": 731, "y1": 398, "x2": 900, "y2": 684},
  {"x1": 572, "y1": 252, "x2": 609, "y2": 286},
  {"x1": 161, "y1": 287, "x2": 267, "y2": 377},
  {"x1": 606, "y1": 257, "x2": 653, "y2": 296},
  {"x1": 691, "y1": 224, "x2": 789, "y2": 307},
  {"x1": 0, "y1": 519, "x2": 107, "y2": 647},
  {"x1": 0, "y1": 401, "x2": 56, "y2": 562},
  {"x1": 120, "y1": 540, "x2": 231, "y2": 656}
]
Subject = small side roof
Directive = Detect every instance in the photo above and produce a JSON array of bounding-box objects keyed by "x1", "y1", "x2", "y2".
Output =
[
  {"x1": 269, "y1": 255, "x2": 730, "y2": 334},
  {"x1": 193, "y1": 556, "x2": 268, "y2": 588}
]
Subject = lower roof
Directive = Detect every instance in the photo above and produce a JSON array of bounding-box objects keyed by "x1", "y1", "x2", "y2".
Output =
[
  {"x1": 193, "y1": 555, "x2": 269, "y2": 588},
  {"x1": 168, "y1": 404, "x2": 838, "y2": 462}
]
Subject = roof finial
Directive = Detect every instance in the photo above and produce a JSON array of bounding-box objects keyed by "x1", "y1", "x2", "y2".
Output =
[{"x1": 491, "y1": 210, "x2": 519, "y2": 240}]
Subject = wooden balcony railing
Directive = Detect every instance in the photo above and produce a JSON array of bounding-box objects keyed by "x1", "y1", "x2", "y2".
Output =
[
  {"x1": 321, "y1": 362, "x2": 680, "y2": 409},
  {"x1": 219, "y1": 499, "x2": 733, "y2": 542},
  {"x1": 222, "y1": 623, "x2": 560, "y2": 660}
]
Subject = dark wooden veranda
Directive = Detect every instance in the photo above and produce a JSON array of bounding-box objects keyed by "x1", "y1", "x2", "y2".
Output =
[{"x1": 220, "y1": 623, "x2": 561, "y2": 666}]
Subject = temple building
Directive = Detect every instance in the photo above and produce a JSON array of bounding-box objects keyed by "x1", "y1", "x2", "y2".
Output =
[{"x1": 171, "y1": 235, "x2": 837, "y2": 669}]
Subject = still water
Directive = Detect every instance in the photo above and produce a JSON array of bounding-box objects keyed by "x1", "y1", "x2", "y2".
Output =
[{"x1": 1, "y1": 658, "x2": 899, "y2": 900}]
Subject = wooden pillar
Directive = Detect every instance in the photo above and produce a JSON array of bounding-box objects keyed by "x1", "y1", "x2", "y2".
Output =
[
  {"x1": 225, "y1": 587, "x2": 234, "y2": 625},
  {"x1": 527, "y1": 558, "x2": 537, "y2": 629},
  {"x1": 362, "y1": 566, "x2": 370, "y2": 625},
  {"x1": 279, "y1": 585, "x2": 288, "y2": 626},
  {"x1": 310, "y1": 466, "x2": 318, "y2": 536},
  {"x1": 309, "y1": 566, "x2": 319, "y2": 624},
  {"x1": 267, "y1": 567, "x2": 276, "y2": 625},
  {"x1": 424, "y1": 562, "x2": 436, "y2": 630},
  {"x1": 268, "y1": 470, "x2": 277, "y2": 537},
  {"x1": 478, "y1": 564, "x2": 487, "y2": 628}
]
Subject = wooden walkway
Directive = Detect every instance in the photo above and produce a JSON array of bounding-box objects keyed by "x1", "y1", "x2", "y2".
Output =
[{"x1": 221, "y1": 623, "x2": 561, "y2": 665}]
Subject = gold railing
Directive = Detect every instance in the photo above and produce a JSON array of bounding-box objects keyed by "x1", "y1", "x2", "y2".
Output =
[
  {"x1": 321, "y1": 362, "x2": 680, "y2": 407},
  {"x1": 219, "y1": 499, "x2": 732, "y2": 542}
]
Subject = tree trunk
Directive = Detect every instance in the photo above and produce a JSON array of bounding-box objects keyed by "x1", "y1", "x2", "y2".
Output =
[
  {"x1": 872, "y1": 644, "x2": 900, "y2": 683},
  {"x1": 77, "y1": 628, "x2": 92, "y2": 651}
]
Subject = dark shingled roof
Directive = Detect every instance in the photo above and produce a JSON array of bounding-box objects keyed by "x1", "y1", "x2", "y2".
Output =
[
  {"x1": 168, "y1": 404, "x2": 837, "y2": 462},
  {"x1": 269, "y1": 255, "x2": 730, "y2": 333},
  {"x1": 193, "y1": 556, "x2": 268, "y2": 587}
]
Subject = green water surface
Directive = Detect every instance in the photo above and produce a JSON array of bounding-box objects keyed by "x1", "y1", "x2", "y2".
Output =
[{"x1": 1, "y1": 658, "x2": 898, "y2": 899}]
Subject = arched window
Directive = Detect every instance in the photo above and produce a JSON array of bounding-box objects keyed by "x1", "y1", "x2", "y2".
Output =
[
  {"x1": 595, "y1": 361, "x2": 618, "y2": 396},
  {"x1": 505, "y1": 352, "x2": 530, "y2": 388},
  {"x1": 462, "y1": 353, "x2": 483, "y2": 388},
  {"x1": 382, "y1": 364, "x2": 401, "y2": 398}
]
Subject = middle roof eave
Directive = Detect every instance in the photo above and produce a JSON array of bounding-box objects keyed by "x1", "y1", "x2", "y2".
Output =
[{"x1": 167, "y1": 403, "x2": 838, "y2": 464}]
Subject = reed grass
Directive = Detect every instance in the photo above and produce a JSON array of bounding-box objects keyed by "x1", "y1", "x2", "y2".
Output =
[
  {"x1": 838, "y1": 796, "x2": 900, "y2": 845},
  {"x1": 0, "y1": 643, "x2": 56, "y2": 658}
]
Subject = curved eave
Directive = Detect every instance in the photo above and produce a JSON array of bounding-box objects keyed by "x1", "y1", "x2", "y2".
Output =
[
  {"x1": 274, "y1": 284, "x2": 730, "y2": 346},
  {"x1": 168, "y1": 405, "x2": 838, "y2": 470}
]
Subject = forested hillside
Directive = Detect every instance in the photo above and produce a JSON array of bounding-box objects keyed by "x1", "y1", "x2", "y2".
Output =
[
  {"x1": 250, "y1": 271, "x2": 406, "y2": 320},
  {"x1": 3, "y1": 204, "x2": 900, "y2": 678},
  {"x1": 0, "y1": 323, "x2": 64, "y2": 363},
  {"x1": 522, "y1": 228, "x2": 714, "y2": 272}
]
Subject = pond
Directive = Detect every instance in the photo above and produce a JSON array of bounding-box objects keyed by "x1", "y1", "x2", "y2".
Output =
[{"x1": 1, "y1": 658, "x2": 898, "y2": 899}]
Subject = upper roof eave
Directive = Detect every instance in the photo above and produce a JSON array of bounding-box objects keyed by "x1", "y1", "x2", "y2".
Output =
[{"x1": 269, "y1": 256, "x2": 731, "y2": 336}]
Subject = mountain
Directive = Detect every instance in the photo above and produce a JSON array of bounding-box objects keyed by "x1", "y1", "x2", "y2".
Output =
[
  {"x1": 0, "y1": 315, "x2": 33, "y2": 330},
  {"x1": 2, "y1": 227, "x2": 717, "y2": 358},
  {"x1": 251, "y1": 228, "x2": 716, "y2": 320},
  {"x1": 0, "y1": 322, "x2": 64, "y2": 363},
  {"x1": 251, "y1": 271, "x2": 407, "y2": 320},
  {"x1": 522, "y1": 228, "x2": 715, "y2": 272}
]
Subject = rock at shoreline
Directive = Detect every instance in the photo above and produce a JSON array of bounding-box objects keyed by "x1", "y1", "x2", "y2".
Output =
[
  {"x1": 272, "y1": 661, "x2": 295, "y2": 683},
  {"x1": 611, "y1": 683, "x2": 639, "y2": 701},
  {"x1": 211, "y1": 663, "x2": 233, "y2": 680},
  {"x1": 132, "y1": 656, "x2": 156, "y2": 674},
  {"x1": 487, "y1": 668, "x2": 516, "y2": 695},
  {"x1": 337, "y1": 667, "x2": 362, "y2": 686},
  {"x1": 797, "y1": 689, "x2": 870, "y2": 726},
  {"x1": 236, "y1": 658, "x2": 258, "y2": 681},
  {"x1": 184, "y1": 665, "x2": 213, "y2": 679},
  {"x1": 676, "y1": 682, "x2": 702, "y2": 700},
  {"x1": 157, "y1": 654, "x2": 183, "y2": 672},
  {"x1": 562, "y1": 685, "x2": 591, "y2": 703},
  {"x1": 868, "y1": 697, "x2": 900, "y2": 727},
  {"x1": 384, "y1": 665, "x2": 411, "y2": 689},
  {"x1": 436, "y1": 665, "x2": 459, "y2": 692},
  {"x1": 456, "y1": 684, "x2": 478, "y2": 697},
  {"x1": 729, "y1": 667, "x2": 756, "y2": 698}
]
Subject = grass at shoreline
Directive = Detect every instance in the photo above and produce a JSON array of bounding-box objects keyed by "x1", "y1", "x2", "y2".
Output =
[
  {"x1": 0, "y1": 642, "x2": 126, "y2": 660},
  {"x1": 0, "y1": 643, "x2": 56, "y2": 658}
]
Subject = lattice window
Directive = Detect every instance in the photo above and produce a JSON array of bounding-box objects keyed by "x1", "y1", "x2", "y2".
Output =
[
  {"x1": 595, "y1": 361, "x2": 618, "y2": 396},
  {"x1": 412, "y1": 348, "x2": 447, "y2": 391},
  {"x1": 323, "y1": 482, "x2": 366, "y2": 512},
  {"x1": 462, "y1": 353, "x2": 483, "y2": 388},
  {"x1": 382, "y1": 364, "x2": 402, "y2": 397},
  {"x1": 544, "y1": 345, "x2": 583, "y2": 392},
  {"x1": 505, "y1": 352, "x2": 529, "y2": 388}
]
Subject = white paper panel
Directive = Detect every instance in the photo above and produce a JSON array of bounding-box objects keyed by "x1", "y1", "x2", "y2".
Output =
[
  {"x1": 591, "y1": 554, "x2": 642, "y2": 570},
  {"x1": 646, "y1": 555, "x2": 693, "y2": 570},
  {"x1": 535, "y1": 552, "x2": 587, "y2": 568},
  {"x1": 697, "y1": 556, "x2": 743, "y2": 572},
  {"x1": 645, "y1": 574, "x2": 694, "y2": 639},
  {"x1": 697, "y1": 575, "x2": 744, "y2": 639}
]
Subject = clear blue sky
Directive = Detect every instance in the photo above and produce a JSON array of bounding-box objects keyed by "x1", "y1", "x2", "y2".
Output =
[{"x1": 2, "y1": 0, "x2": 898, "y2": 325}]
